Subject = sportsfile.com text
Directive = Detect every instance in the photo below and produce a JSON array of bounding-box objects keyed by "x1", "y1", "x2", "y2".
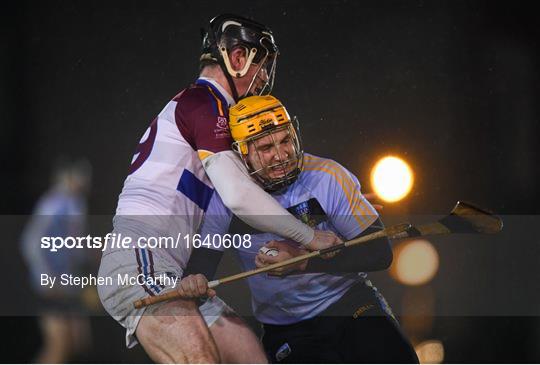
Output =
[{"x1": 40, "y1": 233, "x2": 252, "y2": 252}]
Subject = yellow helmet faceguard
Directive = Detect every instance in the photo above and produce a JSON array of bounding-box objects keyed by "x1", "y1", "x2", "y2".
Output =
[{"x1": 229, "y1": 95, "x2": 304, "y2": 191}]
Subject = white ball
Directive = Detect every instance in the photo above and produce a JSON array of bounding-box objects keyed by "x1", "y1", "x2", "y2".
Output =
[{"x1": 259, "y1": 247, "x2": 279, "y2": 257}]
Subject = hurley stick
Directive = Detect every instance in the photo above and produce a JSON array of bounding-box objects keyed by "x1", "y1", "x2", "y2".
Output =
[
  {"x1": 133, "y1": 201, "x2": 502, "y2": 309},
  {"x1": 133, "y1": 223, "x2": 411, "y2": 309}
]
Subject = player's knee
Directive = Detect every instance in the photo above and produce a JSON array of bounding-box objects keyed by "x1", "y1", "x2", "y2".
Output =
[
  {"x1": 137, "y1": 302, "x2": 220, "y2": 363},
  {"x1": 210, "y1": 314, "x2": 268, "y2": 363}
]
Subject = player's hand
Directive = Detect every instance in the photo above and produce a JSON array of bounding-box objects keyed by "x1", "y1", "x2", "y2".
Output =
[
  {"x1": 255, "y1": 240, "x2": 309, "y2": 276},
  {"x1": 362, "y1": 192, "x2": 384, "y2": 211},
  {"x1": 304, "y1": 230, "x2": 342, "y2": 258},
  {"x1": 176, "y1": 274, "x2": 216, "y2": 299}
]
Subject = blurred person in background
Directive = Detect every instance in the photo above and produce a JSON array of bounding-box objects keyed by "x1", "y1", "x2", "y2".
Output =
[{"x1": 20, "y1": 158, "x2": 93, "y2": 363}]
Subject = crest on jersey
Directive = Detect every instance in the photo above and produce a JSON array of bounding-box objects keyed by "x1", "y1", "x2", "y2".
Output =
[
  {"x1": 287, "y1": 198, "x2": 327, "y2": 228},
  {"x1": 214, "y1": 116, "x2": 231, "y2": 139},
  {"x1": 293, "y1": 201, "x2": 314, "y2": 227},
  {"x1": 216, "y1": 116, "x2": 228, "y2": 130}
]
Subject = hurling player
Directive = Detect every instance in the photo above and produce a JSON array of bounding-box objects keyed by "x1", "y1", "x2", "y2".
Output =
[
  {"x1": 98, "y1": 15, "x2": 341, "y2": 363},
  {"x1": 180, "y1": 95, "x2": 419, "y2": 363}
]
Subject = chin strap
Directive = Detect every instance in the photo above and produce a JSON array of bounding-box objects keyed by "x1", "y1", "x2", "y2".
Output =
[{"x1": 218, "y1": 59, "x2": 239, "y2": 102}]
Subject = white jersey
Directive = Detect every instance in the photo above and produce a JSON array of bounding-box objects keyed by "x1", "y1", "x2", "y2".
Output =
[{"x1": 113, "y1": 77, "x2": 235, "y2": 267}]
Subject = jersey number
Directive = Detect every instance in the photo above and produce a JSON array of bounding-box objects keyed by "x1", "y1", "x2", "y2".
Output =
[{"x1": 129, "y1": 118, "x2": 158, "y2": 174}]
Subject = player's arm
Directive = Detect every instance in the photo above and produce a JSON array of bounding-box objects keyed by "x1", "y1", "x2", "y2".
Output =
[
  {"x1": 256, "y1": 218, "x2": 392, "y2": 275},
  {"x1": 310, "y1": 164, "x2": 392, "y2": 272},
  {"x1": 202, "y1": 150, "x2": 338, "y2": 250},
  {"x1": 178, "y1": 248, "x2": 222, "y2": 299},
  {"x1": 177, "y1": 94, "x2": 337, "y2": 251},
  {"x1": 304, "y1": 217, "x2": 392, "y2": 273}
]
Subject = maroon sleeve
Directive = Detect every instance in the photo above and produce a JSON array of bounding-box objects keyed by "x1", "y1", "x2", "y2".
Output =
[{"x1": 173, "y1": 86, "x2": 233, "y2": 153}]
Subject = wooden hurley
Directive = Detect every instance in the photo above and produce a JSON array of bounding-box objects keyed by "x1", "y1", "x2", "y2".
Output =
[
  {"x1": 133, "y1": 201, "x2": 502, "y2": 309},
  {"x1": 133, "y1": 223, "x2": 410, "y2": 309}
]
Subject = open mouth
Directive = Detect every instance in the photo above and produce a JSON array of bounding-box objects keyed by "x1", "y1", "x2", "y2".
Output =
[{"x1": 268, "y1": 160, "x2": 295, "y2": 178}]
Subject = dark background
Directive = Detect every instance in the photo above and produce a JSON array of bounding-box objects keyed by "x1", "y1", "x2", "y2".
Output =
[{"x1": 1, "y1": 0, "x2": 539, "y2": 363}]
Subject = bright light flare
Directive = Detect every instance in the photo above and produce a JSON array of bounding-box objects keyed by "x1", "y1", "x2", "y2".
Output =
[
  {"x1": 370, "y1": 156, "x2": 413, "y2": 202},
  {"x1": 390, "y1": 239, "x2": 439, "y2": 286},
  {"x1": 415, "y1": 339, "x2": 445, "y2": 364}
]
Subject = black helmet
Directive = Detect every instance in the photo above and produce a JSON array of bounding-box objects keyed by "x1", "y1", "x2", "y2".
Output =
[{"x1": 200, "y1": 14, "x2": 279, "y2": 100}]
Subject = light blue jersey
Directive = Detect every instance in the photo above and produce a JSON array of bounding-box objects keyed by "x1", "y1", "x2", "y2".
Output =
[
  {"x1": 21, "y1": 188, "x2": 87, "y2": 293},
  {"x1": 199, "y1": 153, "x2": 378, "y2": 325}
]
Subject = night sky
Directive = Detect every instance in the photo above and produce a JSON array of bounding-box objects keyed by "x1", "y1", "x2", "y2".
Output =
[{"x1": 1, "y1": 1, "x2": 539, "y2": 363}]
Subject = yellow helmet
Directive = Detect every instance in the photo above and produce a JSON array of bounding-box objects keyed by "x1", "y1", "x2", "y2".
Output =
[
  {"x1": 229, "y1": 95, "x2": 303, "y2": 191},
  {"x1": 229, "y1": 95, "x2": 291, "y2": 154}
]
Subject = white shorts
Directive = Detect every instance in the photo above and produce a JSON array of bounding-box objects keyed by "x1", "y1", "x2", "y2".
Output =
[{"x1": 98, "y1": 247, "x2": 229, "y2": 348}]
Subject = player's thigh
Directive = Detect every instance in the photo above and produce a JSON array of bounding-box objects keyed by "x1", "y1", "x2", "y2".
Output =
[
  {"x1": 209, "y1": 312, "x2": 268, "y2": 364},
  {"x1": 98, "y1": 246, "x2": 184, "y2": 348},
  {"x1": 136, "y1": 299, "x2": 220, "y2": 363}
]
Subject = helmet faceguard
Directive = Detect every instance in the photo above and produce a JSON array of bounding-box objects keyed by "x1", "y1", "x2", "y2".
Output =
[
  {"x1": 201, "y1": 14, "x2": 279, "y2": 101},
  {"x1": 229, "y1": 96, "x2": 303, "y2": 192}
]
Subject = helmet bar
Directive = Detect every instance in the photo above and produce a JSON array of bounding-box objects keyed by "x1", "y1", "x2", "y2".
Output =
[
  {"x1": 201, "y1": 14, "x2": 278, "y2": 101},
  {"x1": 219, "y1": 45, "x2": 258, "y2": 78},
  {"x1": 246, "y1": 124, "x2": 304, "y2": 192},
  {"x1": 229, "y1": 96, "x2": 304, "y2": 191},
  {"x1": 232, "y1": 120, "x2": 304, "y2": 192}
]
